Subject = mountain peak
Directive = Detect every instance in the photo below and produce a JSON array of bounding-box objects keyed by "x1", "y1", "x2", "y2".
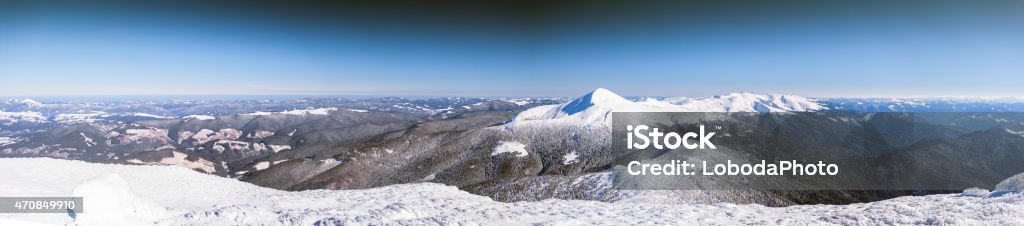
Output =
[
  {"x1": 560, "y1": 88, "x2": 631, "y2": 115},
  {"x1": 589, "y1": 88, "x2": 616, "y2": 98}
]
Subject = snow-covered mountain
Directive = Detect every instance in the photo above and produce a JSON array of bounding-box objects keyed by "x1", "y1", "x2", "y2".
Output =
[
  {"x1": 512, "y1": 88, "x2": 826, "y2": 126},
  {"x1": 0, "y1": 158, "x2": 1021, "y2": 225},
  {"x1": 662, "y1": 92, "x2": 825, "y2": 112},
  {"x1": 512, "y1": 88, "x2": 672, "y2": 126}
]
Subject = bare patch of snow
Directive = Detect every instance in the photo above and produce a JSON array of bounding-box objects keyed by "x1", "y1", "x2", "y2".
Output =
[
  {"x1": 183, "y1": 115, "x2": 215, "y2": 121},
  {"x1": 253, "y1": 161, "x2": 270, "y2": 171},
  {"x1": 214, "y1": 140, "x2": 252, "y2": 152},
  {"x1": 80, "y1": 132, "x2": 95, "y2": 147},
  {"x1": 249, "y1": 130, "x2": 275, "y2": 139},
  {"x1": 267, "y1": 145, "x2": 291, "y2": 153},
  {"x1": 243, "y1": 111, "x2": 274, "y2": 116},
  {"x1": 420, "y1": 173, "x2": 436, "y2": 182},
  {"x1": 126, "y1": 151, "x2": 216, "y2": 174},
  {"x1": 188, "y1": 129, "x2": 242, "y2": 145},
  {"x1": 282, "y1": 107, "x2": 337, "y2": 115},
  {"x1": 130, "y1": 112, "x2": 170, "y2": 118},
  {"x1": 121, "y1": 128, "x2": 171, "y2": 144},
  {"x1": 563, "y1": 151, "x2": 579, "y2": 165},
  {"x1": 492, "y1": 141, "x2": 528, "y2": 157}
]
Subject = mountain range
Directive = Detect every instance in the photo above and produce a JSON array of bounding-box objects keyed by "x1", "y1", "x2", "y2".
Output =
[{"x1": 2, "y1": 88, "x2": 1024, "y2": 206}]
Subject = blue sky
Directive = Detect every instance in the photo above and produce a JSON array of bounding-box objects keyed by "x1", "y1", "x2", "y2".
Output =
[{"x1": 1, "y1": 1, "x2": 1023, "y2": 98}]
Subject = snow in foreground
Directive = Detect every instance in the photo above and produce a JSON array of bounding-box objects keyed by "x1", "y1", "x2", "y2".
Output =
[{"x1": 0, "y1": 158, "x2": 1022, "y2": 225}]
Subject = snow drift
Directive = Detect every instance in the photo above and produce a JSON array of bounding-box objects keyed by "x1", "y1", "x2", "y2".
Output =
[{"x1": 995, "y1": 172, "x2": 1024, "y2": 195}]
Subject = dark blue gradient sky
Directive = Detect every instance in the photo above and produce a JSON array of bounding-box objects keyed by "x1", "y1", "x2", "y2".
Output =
[{"x1": 2, "y1": 1, "x2": 1023, "y2": 97}]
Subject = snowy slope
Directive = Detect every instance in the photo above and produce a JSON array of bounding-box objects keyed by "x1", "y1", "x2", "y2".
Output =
[
  {"x1": 0, "y1": 158, "x2": 1021, "y2": 225},
  {"x1": 512, "y1": 88, "x2": 825, "y2": 126}
]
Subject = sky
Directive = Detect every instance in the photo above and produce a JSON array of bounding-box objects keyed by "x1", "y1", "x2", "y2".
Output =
[{"x1": 1, "y1": 0, "x2": 1023, "y2": 98}]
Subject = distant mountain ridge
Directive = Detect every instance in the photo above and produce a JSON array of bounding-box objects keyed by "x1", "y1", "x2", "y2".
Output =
[{"x1": 513, "y1": 88, "x2": 825, "y2": 126}]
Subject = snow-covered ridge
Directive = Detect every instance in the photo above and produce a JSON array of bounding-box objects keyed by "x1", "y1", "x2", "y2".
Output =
[
  {"x1": 51, "y1": 112, "x2": 171, "y2": 124},
  {"x1": 21, "y1": 99, "x2": 42, "y2": 106},
  {"x1": 0, "y1": 110, "x2": 47, "y2": 123},
  {"x1": 512, "y1": 88, "x2": 825, "y2": 126},
  {"x1": 53, "y1": 112, "x2": 106, "y2": 124},
  {"x1": 0, "y1": 99, "x2": 48, "y2": 123},
  {"x1": 2, "y1": 110, "x2": 172, "y2": 125},
  {"x1": 182, "y1": 115, "x2": 216, "y2": 121},
  {"x1": 662, "y1": 92, "x2": 824, "y2": 112},
  {"x1": 0, "y1": 158, "x2": 1020, "y2": 225},
  {"x1": 243, "y1": 107, "x2": 341, "y2": 116},
  {"x1": 0, "y1": 98, "x2": 44, "y2": 109}
]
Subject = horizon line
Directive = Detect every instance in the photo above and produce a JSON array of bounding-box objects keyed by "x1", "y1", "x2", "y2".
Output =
[{"x1": 4, "y1": 92, "x2": 1024, "y2": 102}]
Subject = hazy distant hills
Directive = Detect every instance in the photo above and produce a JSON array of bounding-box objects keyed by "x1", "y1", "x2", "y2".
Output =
[
  {"x1": 0, "y1": 97, "x2": 565, "y2": 134},
  {"x1": 821, "y1": 97, "x2": 1024, "y2": 112}
]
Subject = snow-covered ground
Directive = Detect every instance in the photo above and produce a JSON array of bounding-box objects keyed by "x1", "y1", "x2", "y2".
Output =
[{"x1": 0, "y1": 158, "x2": 1021, "y2": 225}]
